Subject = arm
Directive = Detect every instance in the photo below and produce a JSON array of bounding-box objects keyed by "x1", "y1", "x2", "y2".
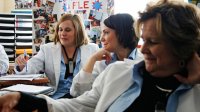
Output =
[
  {"x1": 83, "y1": 49, "x2": 111, "y2": 73},
  {"x1": 174, "y1": 52, "x2": 200, "y2": 84},
  {"x1": 0, "y1": 60, "x2": 133, "y2": 112},
  {"x1": 14, "y1": 44, "x2": 46, "y2": 74},
  {"x1": 70, "y1": 49, "x2": 111, "y2": 97},
  {"x1": 0, "y1": 45, "x2": 9, "y2": 74},
  {"x1": 0, "y1": 92, "x2": 48, "y2": 112},
  {"x1": 37, "y1": 69, "x2": 106, "y2": 112}
]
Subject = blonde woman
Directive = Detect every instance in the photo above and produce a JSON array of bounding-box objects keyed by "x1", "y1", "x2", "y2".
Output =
[{"x1": 15, "y1": 14, "x2": 99, "y2": 99}]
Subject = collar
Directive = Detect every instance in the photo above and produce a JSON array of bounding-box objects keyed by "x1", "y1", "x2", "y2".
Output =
[{"x1": 107, "y1": 48, "x2": 138, "y2": 65}]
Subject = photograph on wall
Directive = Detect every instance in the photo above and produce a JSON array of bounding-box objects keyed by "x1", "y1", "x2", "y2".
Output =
[
  {"x1": 84, "y1": 20, "x2": 91, "y2": 37},
  {"x1": 33, "y1": 37, "x2": 44, "y2": 55},
  {"x1": 15, "y1": 0, "x2": 33, "y2": 9}
]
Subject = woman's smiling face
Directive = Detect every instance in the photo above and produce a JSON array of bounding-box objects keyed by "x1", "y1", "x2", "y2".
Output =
[
  {"x1": 141, "y1": 18, "x2": 180, "y2": 78},
  {"x1": 58, "y1": 20, "x2": 76, "y2": 47},
  {"x1": 100, "y1": 25, "x2": 120, "y2": 52}
]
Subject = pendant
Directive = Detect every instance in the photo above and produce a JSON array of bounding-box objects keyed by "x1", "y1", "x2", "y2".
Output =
[
  {"x1": 69, "y1": 61, "x2": 74, "y2": 73},
  {"x1": 156, "y1": 85, "x2": 172, "y2": 93}
]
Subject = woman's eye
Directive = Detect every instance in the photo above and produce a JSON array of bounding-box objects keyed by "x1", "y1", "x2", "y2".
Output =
[
  {"x1": 104, "y1": 31, "x2": 109, "y2": 34},
  {"x1": 65, "y1": 29, "x2": 71, "y2": 32},
  {"x1": 149, "y1": 39, "x2": 159, "y2": 44}
]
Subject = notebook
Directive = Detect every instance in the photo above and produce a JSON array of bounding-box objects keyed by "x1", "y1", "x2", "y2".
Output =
[
  {"x1": 0, "y1": 74, "x2": 45, "y2": 81},
  {"x1": 1, "y1": 84, "x2": 54, "y2": 95}
]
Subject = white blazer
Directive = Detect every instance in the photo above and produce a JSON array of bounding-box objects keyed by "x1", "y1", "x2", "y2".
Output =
[
  {"x1": 16, "y1": 42, "x2": 99, "y2": 93},
  {"x1": 0, "y1": 44, "x2": 9, "y2": 74},
  {"x1": 39, "y1": 59, "x2": 200, "y2": 112}
]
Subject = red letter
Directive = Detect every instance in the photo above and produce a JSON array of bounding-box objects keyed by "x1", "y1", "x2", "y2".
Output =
[{"x1": 84, "y1": 1, "x2": 89, "y2": 8}]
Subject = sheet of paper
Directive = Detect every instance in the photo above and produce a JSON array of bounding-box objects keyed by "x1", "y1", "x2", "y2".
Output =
[
  {"x1": 1, "y1": 84, "x2": 53, "y2": 95},
  {"x1": 0, "y1": 74, "x2": 44, "y2": 81}
]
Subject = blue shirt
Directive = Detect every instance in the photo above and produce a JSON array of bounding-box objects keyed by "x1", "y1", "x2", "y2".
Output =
[
  {"x1": 51, "y1": 48, "x2": 81, "y2": 99},
  {"x1": 107, "y1": 61, "x2": 192, "y2": 112},
  {"x1": 106, "y1": 48, "x2": 138, "y2": 65}
]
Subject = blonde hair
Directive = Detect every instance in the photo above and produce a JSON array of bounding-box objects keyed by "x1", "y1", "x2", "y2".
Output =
[
  {"x1": 53, "y1": 14, "x2": 89, "y2": 47},
  {"x1": 136, "y1": 0, "x2": 200, "y2": 61}
]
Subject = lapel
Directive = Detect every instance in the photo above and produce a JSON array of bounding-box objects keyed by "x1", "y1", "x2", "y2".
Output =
[
  {"x1": 96, "y1": 60, "x2": 135, "y2": 111},
  {"x1": 52, "y1": 42, "x2": 62, "y2": 86},
  {"x1": 79, "y1": 44, "x2": 87, "y2": 68}
]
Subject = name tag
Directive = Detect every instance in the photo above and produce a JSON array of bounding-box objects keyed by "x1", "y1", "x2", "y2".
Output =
[{"x1": 69, "y1": 61, "x2": 74, "y2": 73}]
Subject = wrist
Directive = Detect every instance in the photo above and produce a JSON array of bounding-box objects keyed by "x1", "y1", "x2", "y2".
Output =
[
  {"x1": 14, "y1": 92, "x2": 21, "y2": 101},
  {"x1": 91, "y1": 55, "x2": 98, "y2": 62}
]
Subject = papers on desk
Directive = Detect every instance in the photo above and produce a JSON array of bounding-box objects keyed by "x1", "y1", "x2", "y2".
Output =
[
  {"x1": 0, "y1": 74, "x2": 44, "y2": 81},
  {"x1": 1, "y1": 84, "x2": 54, "y2": 95}
]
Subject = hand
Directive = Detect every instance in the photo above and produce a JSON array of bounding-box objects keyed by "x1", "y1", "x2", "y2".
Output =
[
  {"x1": 174, "y1": 53, "x2": 200, "y2": 85},
  {"x1": 15, "y1": 54, "x2": 30, "y2": 71},
  {"x1": 92, "y1": 48, "x2": 111, "y2": 63},
  {"x1": 0, "y1": 92, "x2": 21, "y2": 112},
  {"x1": 83, "y1": 49, "x2": 111, "y2": 73}
]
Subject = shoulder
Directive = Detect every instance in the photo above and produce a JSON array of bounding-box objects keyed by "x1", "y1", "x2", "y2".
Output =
[
  {"x1": 0, "y1": 44, "x2": 5, "y2": 52},
  {"x1": 80, "y1": 43, "x2": 99, "y2": 54},
  {"x1": 177, "y1": 84, "x2": 200, "y2": 112},
  {"x1": 40, "y1": 42, "x2": 60, "y2": 49},
  {"x1": 80, "y1": 43, "x2": 99, "y2": 49},
  {"x1": 105, "y1": 59, "x2": 137, "y2": 73},
  {"x1": 0, "y1": 44, "x2": 3, "y2": 49}
]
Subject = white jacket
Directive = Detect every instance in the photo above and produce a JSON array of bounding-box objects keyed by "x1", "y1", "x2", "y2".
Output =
[
  {"x1": 39, "y1": 59, "x2": 200, "y2": 112},
  {"x1": 70, "y1": 48, "x2": 143, "y2": 97},
  {"x1": 16, "y1": 42, "x2": 99, "y2": 93},
  {"x1": 0, "y1": 44, "x2": 9, "y2": 74}
]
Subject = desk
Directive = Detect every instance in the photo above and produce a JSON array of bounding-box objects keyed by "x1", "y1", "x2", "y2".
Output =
[{"x1": 0, "y1": 77, "x2": 49, "y2": 88}]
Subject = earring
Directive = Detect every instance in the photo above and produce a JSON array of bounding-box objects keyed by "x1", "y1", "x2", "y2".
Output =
[{"x1": 179, "y1": 60, "x2": 185, "y2": 68}]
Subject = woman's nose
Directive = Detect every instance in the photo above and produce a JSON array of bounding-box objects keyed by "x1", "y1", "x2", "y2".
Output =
[
  {"x1": 100, "y1": 36, "x2": 104, "y2": 42},
  {"x1": 141, "y1": 42, "x2": 149, "y2": 54},
  {"x1": 61, "y1": 31, "x2": 66, "y2": 35}
]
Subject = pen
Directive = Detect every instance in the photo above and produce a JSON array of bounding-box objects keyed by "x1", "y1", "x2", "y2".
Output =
[{"x1": 24, "y1": 49, "x2": 28, "y2": 72}]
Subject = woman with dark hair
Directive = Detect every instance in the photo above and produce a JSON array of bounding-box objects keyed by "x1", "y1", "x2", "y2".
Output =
[
  {"x1": 14, "y1": 14, "x2": 99, "y2": 99},
  {"x1": 70, "y1": 13, "x2": 143, "y2": 97}
]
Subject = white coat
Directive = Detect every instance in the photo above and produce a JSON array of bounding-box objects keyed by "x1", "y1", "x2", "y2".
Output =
[
  {"x1": 39, "y1": 59, "x2": 200, "y2": 112},
  {"x1": 16, "y1": 42, "x2": 99, "y2": 94},
  {"x1": 0, "y1": 44, "x2": 9, "y2": 74}
]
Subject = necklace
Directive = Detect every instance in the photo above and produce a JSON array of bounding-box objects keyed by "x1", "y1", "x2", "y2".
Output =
[
  {"x1": 155, "y1": 85, "x2": 173, "y2": 93},
  {"x1": 62, "y1": 45, "x2": 77, "y2": 79}
]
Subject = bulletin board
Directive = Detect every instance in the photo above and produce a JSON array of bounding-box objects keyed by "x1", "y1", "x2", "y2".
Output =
[{"x1": 15, "y1": 0, "x2": 114, "y2": 54}]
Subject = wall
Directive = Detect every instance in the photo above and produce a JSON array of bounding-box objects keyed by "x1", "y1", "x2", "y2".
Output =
[
  {"x1": 0, "y1": 0, "x2": 5, "y2": 13},
  {"x1": 0, "y1": 0, "x2": 15, "y2": 13},
  {"x1": 5, "y1": 0, "x2": 15, "y2": 13}
]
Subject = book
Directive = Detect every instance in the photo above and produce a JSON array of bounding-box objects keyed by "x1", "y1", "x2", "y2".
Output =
[{"x1": 1, "y1": 84, "x2": 54, "y2": 95}]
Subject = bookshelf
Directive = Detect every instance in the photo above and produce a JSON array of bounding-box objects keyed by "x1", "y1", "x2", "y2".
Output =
[
  {"x1": 12, "y1": 10, "x2": 33, "y2": 58},
  {"x1": 0, "y1": 10, "x2": 34, "y2": 62},
  {"x1": 0, "y1": 14, "x2": 15, "y2": 63}
]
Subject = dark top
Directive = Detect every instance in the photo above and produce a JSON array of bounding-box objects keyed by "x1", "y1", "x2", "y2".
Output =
[
  {"x1": 16, "y1": 92, "x2": 48, "y2": 112},
  {"x1": 125, "y1": 66, "x2": 181, "y2": 112}
]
